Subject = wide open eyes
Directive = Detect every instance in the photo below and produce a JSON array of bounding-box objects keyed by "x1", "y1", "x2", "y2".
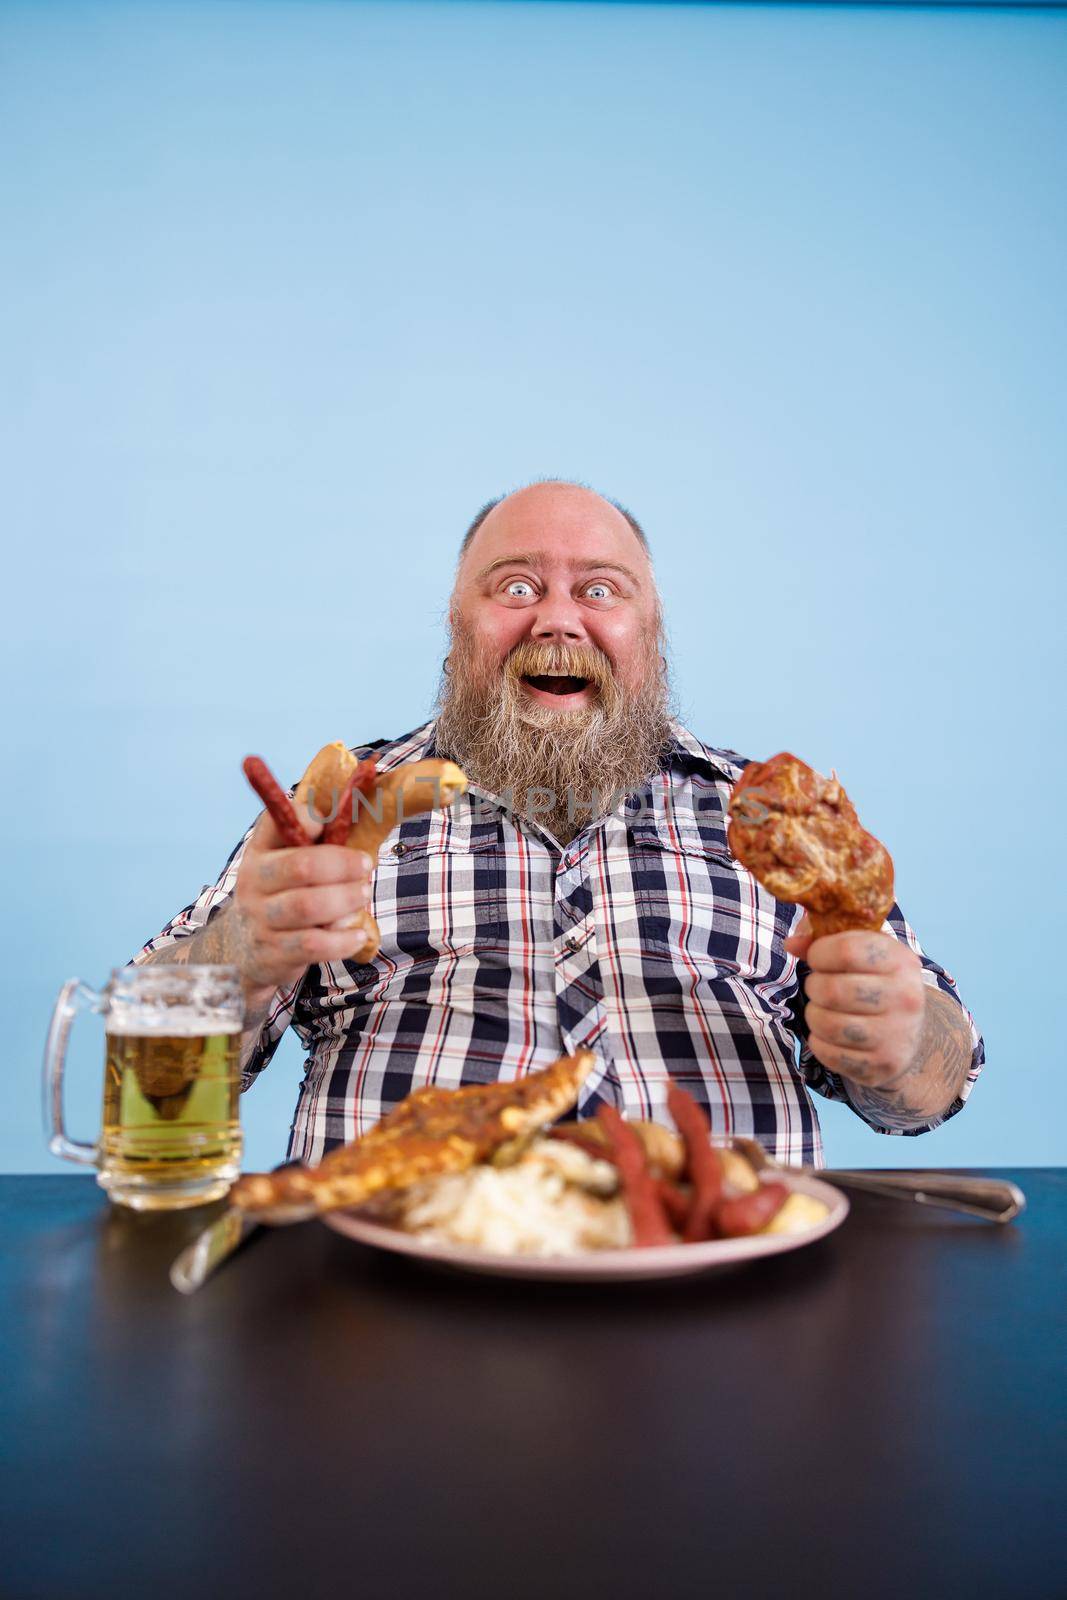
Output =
[{"x1": 499, "y1": 578, "x2": 616, "y2": 602}]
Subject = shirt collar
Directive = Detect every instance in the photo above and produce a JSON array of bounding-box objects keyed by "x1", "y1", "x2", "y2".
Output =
[
  {"x1": 364, "y1": 719, "x2": 438, "y2": 771},
  {"x1": 661, "y1": 721, "x2": 745, "y2": 784}
]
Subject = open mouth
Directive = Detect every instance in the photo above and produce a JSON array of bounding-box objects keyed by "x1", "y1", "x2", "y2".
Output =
[{"x1": 521, "y1": 674, "x2": 592, "y2": 696}]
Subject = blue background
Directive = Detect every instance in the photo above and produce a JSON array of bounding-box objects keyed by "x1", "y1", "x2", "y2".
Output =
[{"x1": 3, "y1": 0, "x2": 1065, "y2": 1174}]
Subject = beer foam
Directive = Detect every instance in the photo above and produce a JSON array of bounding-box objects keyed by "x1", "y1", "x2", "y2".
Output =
[{"x1": 107, "y1": 1006, "x2": 243, "y2": 1037}]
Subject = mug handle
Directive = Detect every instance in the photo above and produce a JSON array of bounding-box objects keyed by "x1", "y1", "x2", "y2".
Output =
[{"x1": 43, "y1": 978, "x2": 105, "y2": 1165}]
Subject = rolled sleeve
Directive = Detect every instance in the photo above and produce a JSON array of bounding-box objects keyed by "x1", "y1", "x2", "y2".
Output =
[{"x1": 791, "y1": 901, "x2": 985, "y2": 1139}]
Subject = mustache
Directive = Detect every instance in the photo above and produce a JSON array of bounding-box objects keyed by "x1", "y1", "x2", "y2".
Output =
[
  {"x1": 500, "y1": 639, "x2": 614, "y2": 688},
  {"x1": 433, "y1": 615, "x2": 675, "y2": 843}
]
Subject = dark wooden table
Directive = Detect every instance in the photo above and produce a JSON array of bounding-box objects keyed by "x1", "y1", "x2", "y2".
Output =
[{"x1": 1, "y1": 1172, "x2": 1063, "y2": 1600}]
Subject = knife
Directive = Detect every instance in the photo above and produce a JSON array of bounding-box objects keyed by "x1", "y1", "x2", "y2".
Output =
[
  {"x1": 169, "y1": 1206, "x2": 261, "y2": 1294},
  {"x1": 169, "y1": 1161, "x2": 302, "y2": 1293}
]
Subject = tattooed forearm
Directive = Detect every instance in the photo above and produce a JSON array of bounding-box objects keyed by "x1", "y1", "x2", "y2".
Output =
[
  {"x1": 846, "y1": 1081, "x2": 944, "y2": 1132},
  {"x1": 141, "y1": 904, "x2": 274, "y2": 1071},
  {"x1": 143, "y1": 906, "x2": 236, "y2": 968},
  {"x1": 845, "y1": 989, "x2": 974, "y2": 1130}
]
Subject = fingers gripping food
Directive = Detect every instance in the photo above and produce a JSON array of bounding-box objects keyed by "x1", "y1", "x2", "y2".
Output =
[
  {"x1": 241, "y1": 743, "x2": 469, "y2": 965},
  {"x1": 726, "y1": 752, "x2": 895, "y2": 938}
]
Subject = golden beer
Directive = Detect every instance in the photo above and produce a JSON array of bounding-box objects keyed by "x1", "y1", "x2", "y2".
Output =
[
  {"x1": 100, "y1": 1024, "x2": 242, "y2": 1210},
  {"x1": 44, "y1": 964, "x2": 244, "y2": 1211}
]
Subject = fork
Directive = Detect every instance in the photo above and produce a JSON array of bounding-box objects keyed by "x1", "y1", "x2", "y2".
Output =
[{"x1": 725, "y1": 1137, "x2": 1026, "y2": 1224}]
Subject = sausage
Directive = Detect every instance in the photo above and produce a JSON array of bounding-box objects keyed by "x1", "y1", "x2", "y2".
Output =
[
  {"x1": 716, "y1": 1181, "x2": 790, "y2": 1238},
  {"x1": 596, "y1": 1104, "x2": 675, "y2": 1247},
  {"x1": 666, "y1": 1083, "x2": 723, "y2": 1242},
  {"x1": 320, "y1": 759, "x2": 376, "y2": 845},
  {"x1": 242, "y1": 756, "x2": 308, "y2": 848},
  {"x1": 657, "y1": 1179, "x2": 691, "y2": 1232}
]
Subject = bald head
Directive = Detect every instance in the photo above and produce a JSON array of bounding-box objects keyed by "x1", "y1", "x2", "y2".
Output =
[{"x1": 457, "y1": 480, "x2": 651, "y2": 578}]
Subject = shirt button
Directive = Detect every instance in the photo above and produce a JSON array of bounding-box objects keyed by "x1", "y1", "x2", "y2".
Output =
[
  {"x1": 392, "y1": 842, "x2": 407, "y2": 857},
  {"x1": 564, "y1": 934, "x2": 581, "y2": 953}
]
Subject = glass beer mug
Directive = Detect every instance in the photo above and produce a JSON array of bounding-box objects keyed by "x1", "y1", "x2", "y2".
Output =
[{"x1": 44, "y1": 965, "x2": 244, "y2": 1210}]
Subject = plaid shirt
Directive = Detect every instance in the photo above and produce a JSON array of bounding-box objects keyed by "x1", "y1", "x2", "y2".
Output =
[{"x1": 132, "y1": 719, "x2": 983, "y2": 1167}]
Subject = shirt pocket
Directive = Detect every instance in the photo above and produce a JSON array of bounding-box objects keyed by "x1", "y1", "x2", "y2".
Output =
[
  {"x1": 628, "y1": 818, "x2": 785, "y2": 982},
  {"x1": 371, "y1": 820, "x2": 511, "y2": 961}
]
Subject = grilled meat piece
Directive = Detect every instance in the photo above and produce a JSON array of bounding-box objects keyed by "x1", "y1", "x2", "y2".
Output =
[
  {"x1": 727, "y1": 752, "x2": 894, "y2": 938},
  {"x1": 231, "y1": 1050, "x2": 595, "y2": 1223}
]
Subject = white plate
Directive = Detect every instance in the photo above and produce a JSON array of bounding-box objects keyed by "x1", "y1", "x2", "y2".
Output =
[{"x1": 322, "y1": 1170, "x2": 849, "y2": 1283}]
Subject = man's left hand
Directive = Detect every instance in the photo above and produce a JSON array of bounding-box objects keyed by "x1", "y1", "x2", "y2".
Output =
[{"x1": 783, "y1": 917, "x2": 926, "y2": 1089}]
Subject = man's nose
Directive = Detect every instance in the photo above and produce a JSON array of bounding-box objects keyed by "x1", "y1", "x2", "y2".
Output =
[{"x1": 529, "y1": 589, "x2": 587, "y2": 645}]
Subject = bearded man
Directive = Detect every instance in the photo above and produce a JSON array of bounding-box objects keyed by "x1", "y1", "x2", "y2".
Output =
[{"x1": 134, "y1": 481, "x2": 982, "y2": 1165}]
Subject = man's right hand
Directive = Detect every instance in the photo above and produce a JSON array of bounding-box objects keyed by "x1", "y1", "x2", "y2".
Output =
[{"x1": 227, "y1": 808, "x2": 375, "y2": 998}]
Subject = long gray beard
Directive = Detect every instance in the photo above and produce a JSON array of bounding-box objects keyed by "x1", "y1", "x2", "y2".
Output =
[{"x1": 432, "y1": 626, "x2": 676, "y2": 843}]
